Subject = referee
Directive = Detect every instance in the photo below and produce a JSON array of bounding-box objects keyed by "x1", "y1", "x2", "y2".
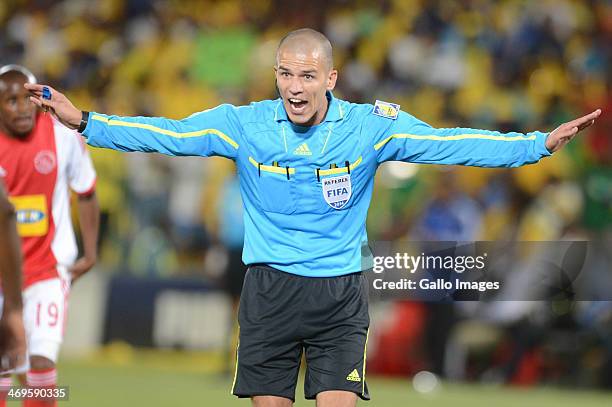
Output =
[{"x1": 27, "y1": 28, "x2": 600, "y2": 407}]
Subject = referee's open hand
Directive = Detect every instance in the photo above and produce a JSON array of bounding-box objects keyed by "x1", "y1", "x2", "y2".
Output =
[
  {"x1": 24, "y1": 83, "x2": 82, "y2": 131},
  {"x1": 545, "y1": 109, "x2": 602, "y2": 153}
]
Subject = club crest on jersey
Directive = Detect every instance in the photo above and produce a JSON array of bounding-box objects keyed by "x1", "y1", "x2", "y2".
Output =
[
  {"x1": 373, "y1": 100, "x2": 400, "y2": 119},
  {"x1": 34, "y1": 150, "x2": 56, "y2": 174},
  {"x1": 322, "y1": 174, "x2": 352, "y2": 210}
]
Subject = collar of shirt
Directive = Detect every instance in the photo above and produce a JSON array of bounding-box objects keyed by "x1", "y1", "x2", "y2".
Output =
[{"x1": 273, "y1": 91, "x2": 344, "y2": 124}]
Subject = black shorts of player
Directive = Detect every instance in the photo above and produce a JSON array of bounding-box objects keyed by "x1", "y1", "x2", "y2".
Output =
[{"x1": 231, "y1": 264, "x2": 370, "y2": 402}]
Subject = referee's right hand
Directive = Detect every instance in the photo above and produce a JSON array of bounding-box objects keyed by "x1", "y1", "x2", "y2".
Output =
[{"x1": 24, "y1": 83, "x2": 82, "y2": 130}]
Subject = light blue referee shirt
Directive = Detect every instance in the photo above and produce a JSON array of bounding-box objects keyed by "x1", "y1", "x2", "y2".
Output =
[{"x1": 82, "y1": 92, "x2": 551, "y2": 277}]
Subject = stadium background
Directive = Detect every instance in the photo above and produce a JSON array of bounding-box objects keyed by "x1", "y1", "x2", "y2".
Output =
[{"x1": 1, "y1": 0, "x2": 611, "y2": 405}]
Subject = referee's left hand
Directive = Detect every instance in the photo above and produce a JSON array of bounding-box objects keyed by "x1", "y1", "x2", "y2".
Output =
[
  {"x1": 545, "y1": 109, "x2": 602, "y2": 153},
  {"x1": 23, "y1": 83, "x2": 82, "y2": 131}
]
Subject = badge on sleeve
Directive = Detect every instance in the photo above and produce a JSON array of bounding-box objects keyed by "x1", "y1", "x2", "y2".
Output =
[
  {"x1": 372, "y1": 100, "x2": 400, "y2": 119},
  {"x1": 322, "y1": 174, "x2": 352, "y2": 210}
]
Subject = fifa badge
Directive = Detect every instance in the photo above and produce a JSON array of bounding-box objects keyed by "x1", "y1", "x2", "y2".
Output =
[{"x1": 322, "y1": 174, "x2": 352, "y2": 210}]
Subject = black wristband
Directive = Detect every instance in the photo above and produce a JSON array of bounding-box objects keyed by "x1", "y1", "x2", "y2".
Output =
[{"x1": 77, "y1": 111, "x2": 89, "y2": 133}]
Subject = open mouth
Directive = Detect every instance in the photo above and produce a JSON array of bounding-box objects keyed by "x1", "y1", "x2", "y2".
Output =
[
  {"x1": 288, "y1": 98, "x2": 308, "y2": 113},
  {"x1": 14, "y1": 117, "x2": 32, "y2": 126}
]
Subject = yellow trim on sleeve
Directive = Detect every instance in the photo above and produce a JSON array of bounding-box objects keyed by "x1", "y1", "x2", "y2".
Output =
[
  {"x1": 91, "y1": 114, "x2": 239, "y2": 149},
  {"x1": 248, "y1": 156, "x2": 296, "y2": 175},
  {"x1": 318, "y1": 156, "x2": 362, "y2": 176},
  {"x1": 373, "y1": 133, "x2": 536, "y2": 151}
]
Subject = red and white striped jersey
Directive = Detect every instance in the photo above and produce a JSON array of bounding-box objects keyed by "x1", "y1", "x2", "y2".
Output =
[{"x1": 0, "y1": 113, "x2": 96, "y2": 288}]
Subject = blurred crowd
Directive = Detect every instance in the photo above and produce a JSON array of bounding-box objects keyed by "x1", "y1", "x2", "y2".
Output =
[{"x1": 1, "y1": 0, "x2": 611, "y2": 388}]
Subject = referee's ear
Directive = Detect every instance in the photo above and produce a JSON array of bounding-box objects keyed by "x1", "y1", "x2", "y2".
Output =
[
  {"x1": 275, "y1": 81, "x2": 281, "y2": 98},
  {"x1": 273, "y1": 66, "x2": 281, "y2": 98},
  {"x1": 326, "y1": 68, "x2": 338, "y2": 91}
]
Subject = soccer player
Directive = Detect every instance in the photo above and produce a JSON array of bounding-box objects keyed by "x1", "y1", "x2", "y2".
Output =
[
  {"x1": 26, "y1": 29, "x2": 600, "y2": 407},
  {"x1": 0, "y1": 180, "x2": 27, "y2": 373},
  {"x1": 0, "y1": 65, "x2": 99, "y2": 407}
]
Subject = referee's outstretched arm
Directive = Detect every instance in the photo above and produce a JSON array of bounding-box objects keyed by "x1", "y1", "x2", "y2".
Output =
[
  {"x1": 25, "y1": 83, "x2": 243, "y2": 159},
  {"x1": 25, "y1": 83, "x2": 601, "y2": 161},
  {"x1": 370, "y1": 107, "x2": 602, "y2": 168}
]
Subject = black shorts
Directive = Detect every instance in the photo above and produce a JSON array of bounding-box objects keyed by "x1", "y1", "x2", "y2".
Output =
[{"x1": 231, "y1": 264, "x2": 370, "y2": 401}]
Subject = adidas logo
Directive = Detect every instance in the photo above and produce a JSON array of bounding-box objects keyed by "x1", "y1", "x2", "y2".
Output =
[
  {"x1": 293, "y1": 143, "x2": 312, "y2": 156},
  {"x1": 346, "y1": 369, "x2": 361, "y2": 382}
]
